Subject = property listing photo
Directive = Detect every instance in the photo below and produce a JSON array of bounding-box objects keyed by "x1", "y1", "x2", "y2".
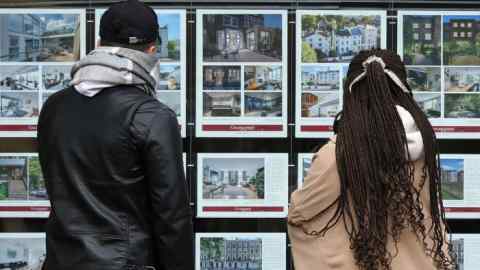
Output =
[
  {"x1": 200, "y1": 237, "x2": 262, "y2": 270},
  {"x1": 158, "y1": 64, "x2": 181, "y2": 90},
  {"x1": 244, "y1": 92, "x2": 282, "y2": 117},
  {"x1": 301, "y1": 92, "x2": 339, "y2": 118},
  {"x1": 0, "y1": 92, "x2": 39, "y2": 118},
  {"x1": 301, "y1": 66, "x2": 340, "y2": 91},
  {"x1": 443, "y1": 15, "x2": 480, "y2": 66},
  {"x1": 406, "y1": 67, "x2": 441, "y2": 92},
  {"x1": 0, "y1": 66, "x2": 39, "y2": 91},
  {"x1": 301, "y1": 14, "x2": 382, "y2": 63},
  {"x1": 0, "y1": 235, "x2": 45, "y2": 270},
  {"x1": 155, "y1": 13, "x2": 181, "y2": 62},
  {"x1": 41, "y1": 65, "x2": 71, "y2": 91},
  {"x1": 413, "y1": 93, "x2": 441, "y2": 118},
  {"x1": 203, "y1": 66, "x2": 241, "y2": 90},
  {"x1": 202, "y1": 157, "x2": 265, "y2": 200},
  {"x1": 0, "y1": 13, "x2": 81, "y2": 62},
  {"x1": 402, "y1": 15, "x2": 442, "y2": 65},
  {"x1": 244, "y1": 66, "x2": 282, "y2": 90},
  {"x1": 0, "y1": 156, "x2": 46, "y2": 201},
  {"x1": 203, "y1": 92, "x2": 241, "y2": 117},
  {"x1": 440, "y1": 158, "x2": 464, "y2": 200},
  {"x1": 445, "y1": 67, "x2": 480, "y2": 92},
  {"x1": 203, "y1": 14, "x2": 283, "y2": 62}
]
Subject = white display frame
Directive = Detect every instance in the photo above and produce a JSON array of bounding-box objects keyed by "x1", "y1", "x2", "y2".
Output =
[
  {"x1": 195, "y1": 9, "x2": 289, "y2": 138},
  {"x1": 95, "y1": 9, "x2": 187, "y2": 137},
  {"x1": 440, "y1": 154, "x2": 480, "y2": 219},
  {"x1": 0, "y1": 9, "x2": 86, "y2": 137},
  {"x1": 195, "y1": 233, "x2": 287, "y2": 270},
  {"x1": 196, "y1": 153, "x2": 289, "y2": 218},
  {"x1": 295, "y1": 10, "x2": 388, "y2": 138},
  {"x1": 398, "y1": 10, "x2": 480, "y2": 139}
]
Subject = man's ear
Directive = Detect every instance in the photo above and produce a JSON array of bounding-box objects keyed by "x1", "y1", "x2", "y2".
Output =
[{"x1": 145, "y1": 43, "x2": 157, "y2": 55}]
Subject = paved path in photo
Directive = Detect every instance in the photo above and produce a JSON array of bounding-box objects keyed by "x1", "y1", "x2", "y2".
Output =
[
  {"x1": 223, "y1": 185, "x2": 257, "y2": 199},
  {"x1": 8, "y1": 179, "x2": 27, "y2": 199}
]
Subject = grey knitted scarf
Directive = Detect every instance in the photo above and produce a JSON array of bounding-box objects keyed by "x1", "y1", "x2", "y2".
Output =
[{"x1": 70, "y1": 47, "x2": 160, "y2": 97}]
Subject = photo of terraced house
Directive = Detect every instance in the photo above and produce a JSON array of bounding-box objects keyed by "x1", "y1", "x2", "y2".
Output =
[
  {"x1": 444, "y1": 15, "x2": 480, "y2": 65},
  {"x1": 301, "y1": 66, "x2": 340, "y2": 91},
  {"x1": 0, "y1": 66, "x2": 39, "y2": 90},
  {"x1": 402, "y1": 15, "x2": 442, "y2": 65},
  {"x1": 42, "y1": 65, "x2": 71, "y2": 91},
  {"x1": 407, "y1": 67, "x2": 441, "y2": 92},
  {"x1": 440, "y1": 158, "x2": 464, "y2": 200},
  {"x1": 200, "y1": 237, "x2": 262, "y2": 270},
  {"x1": 302, "y1": 15, "x2": 381, "y2": 63},
  {"x1": 203, "y1": 14, "x2": 283, "y2": 62},
  {"x1": 156, "y1": 13, "x2": 180, "y2": 61},
  {"x1": 0, "y1": 13, "x2": 81, "y2": 62},
  {"x1": 202, "y1": 158, "x2": 265, "y2": 200},
  {"x1": 0, "y1": 236, "x2": 45, "y2": 270}
]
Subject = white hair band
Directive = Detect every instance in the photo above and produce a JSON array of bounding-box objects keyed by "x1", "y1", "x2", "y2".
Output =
[{"x1": 348, "y1": 55, "x2": 410, "y2": 93}]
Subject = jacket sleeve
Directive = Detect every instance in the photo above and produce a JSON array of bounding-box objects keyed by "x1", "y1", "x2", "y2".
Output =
[
  {"x1": 140, "y1": 107, "x2": 193, "y2": 270},
  {"x1": 288, "y1": 141, "x2": 341, "y2": 226}
]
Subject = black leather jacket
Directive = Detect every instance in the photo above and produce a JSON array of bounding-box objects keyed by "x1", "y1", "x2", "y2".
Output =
[{"x1": 38, "y1": 86, "x2": 193, "y2": 270}]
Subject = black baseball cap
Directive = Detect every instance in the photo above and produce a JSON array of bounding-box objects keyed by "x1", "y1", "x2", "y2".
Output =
[{"x1": 100, "y1": 0, "x2": 160, "y2": 45}]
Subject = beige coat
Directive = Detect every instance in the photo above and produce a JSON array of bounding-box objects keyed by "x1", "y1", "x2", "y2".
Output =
[{"x1": 288, "y1": 138, "x2": 450, "y2": 270}]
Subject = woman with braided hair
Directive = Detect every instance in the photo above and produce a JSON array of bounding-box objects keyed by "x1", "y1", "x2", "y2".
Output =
[{"x1": 288, "y1": 49, "x2": 457, "y2": 270}]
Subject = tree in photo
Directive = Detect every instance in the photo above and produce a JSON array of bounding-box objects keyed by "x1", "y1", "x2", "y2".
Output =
[
  {"x1": 302, "y1": 42, "x2": 317, "y2": 63},
  {"x1": 28, "y1": 157, "x2": 43, "y2": 190},
  {"x1": 201, "y1": 238, "x2": 225, "y2": 260}
]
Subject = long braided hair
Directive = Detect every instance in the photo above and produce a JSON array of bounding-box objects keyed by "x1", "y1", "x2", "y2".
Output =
[{"x1": 316, "y1": 49, "x2": 456, "y2": 270}]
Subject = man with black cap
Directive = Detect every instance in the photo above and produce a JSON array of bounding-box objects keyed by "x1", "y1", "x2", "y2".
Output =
[{"x1": 37, "y1": 1, "x2": 193, "y2": 269}]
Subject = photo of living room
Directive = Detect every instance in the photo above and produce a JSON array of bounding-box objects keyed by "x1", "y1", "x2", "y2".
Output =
[{"x1": 0, "y1": 66, "x2": 39, "y2": 91}]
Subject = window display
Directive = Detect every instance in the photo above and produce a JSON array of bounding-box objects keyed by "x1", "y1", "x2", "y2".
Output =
[
  {"x1": 0, "y1": 9, "x2": 85, "y2": 137},
  {"x1": 197, "y1": 153, "x2": 288, "y2": 218},
  {"x1": 398, "y1": 11, "x2": 480, "y2": 139},
  {"x1": 0, "y1": 153, "x2": 48, "y2": 218},
  {"x1": 196, "y1": 10, "x2": 288, "y2": 137},
  {"x1": 0, "y1": 233, "x2": 45, "y2": 269},
  {"x1": 295, "y1": 10, "x2": 387, "y2": 138},
  {"x1": 451, "y1": 234, "x2": 480, "y2": 270},
  {"x1": 95, "y1": 9, "x2": 187, "y2": 137},
  {"x1": 298, "y1": 153, "x2": 480, "y2": 219},
  {"x1": 196, "y1": 233, "x2": 286, "y2": 270}
]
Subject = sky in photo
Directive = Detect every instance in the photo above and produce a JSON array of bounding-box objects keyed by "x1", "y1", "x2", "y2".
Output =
[
  {"x1": 264, "y1": 14, "x2": 282, "y2": 28},
  {"x1": 38, "y1": 14, "x2": 78, "y2": 31},
  {"x1": 204, "y1": 158, "x2": 264, "y2": 177},
  {"x1": 440, "y1": 159, "x2": 464, "y2": 172},
  {"x1": 158, "y1": 13, "x2": 180, "y2": 41},
  {"x1": 443, "y1": 15, "x2": 480, "y2": 23}
]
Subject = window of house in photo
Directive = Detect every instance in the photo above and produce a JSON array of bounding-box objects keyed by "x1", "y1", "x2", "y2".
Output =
[
  {"x1": 414, "y1": 33, "x2": 419, "y2": 40},
  {"x1": 454, "y1": 32, "x2": 458, "y2": 37},
  {"x1": 453, "y1": 22, "x2": 458, "y2": 27},
  {"x1": 425, "y1": 23, "x2": 432, "y2": 29},
  {"x1": 7, "y1": 15, "x2": 23, "y2": 33},
  {"x1": 461, "y1": 32, "x2": 465, "y2": 37},
  {"x1": 468, "y1": 32, "x2": 473, "y2": 37},
  {"x1": 413, "y1": 23, "x2": 419, "y2": 28},
  {"x1": 425, "y1": 33, "x2": 432, "y2": 40},
  {"x1": 468, "y1": 22, "x2": 473, "y2": 28}
]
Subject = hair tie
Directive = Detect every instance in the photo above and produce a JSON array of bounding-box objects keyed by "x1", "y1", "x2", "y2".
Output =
[{"x1": 349, "y1": 55, "x2": 409, "y2": 93}]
